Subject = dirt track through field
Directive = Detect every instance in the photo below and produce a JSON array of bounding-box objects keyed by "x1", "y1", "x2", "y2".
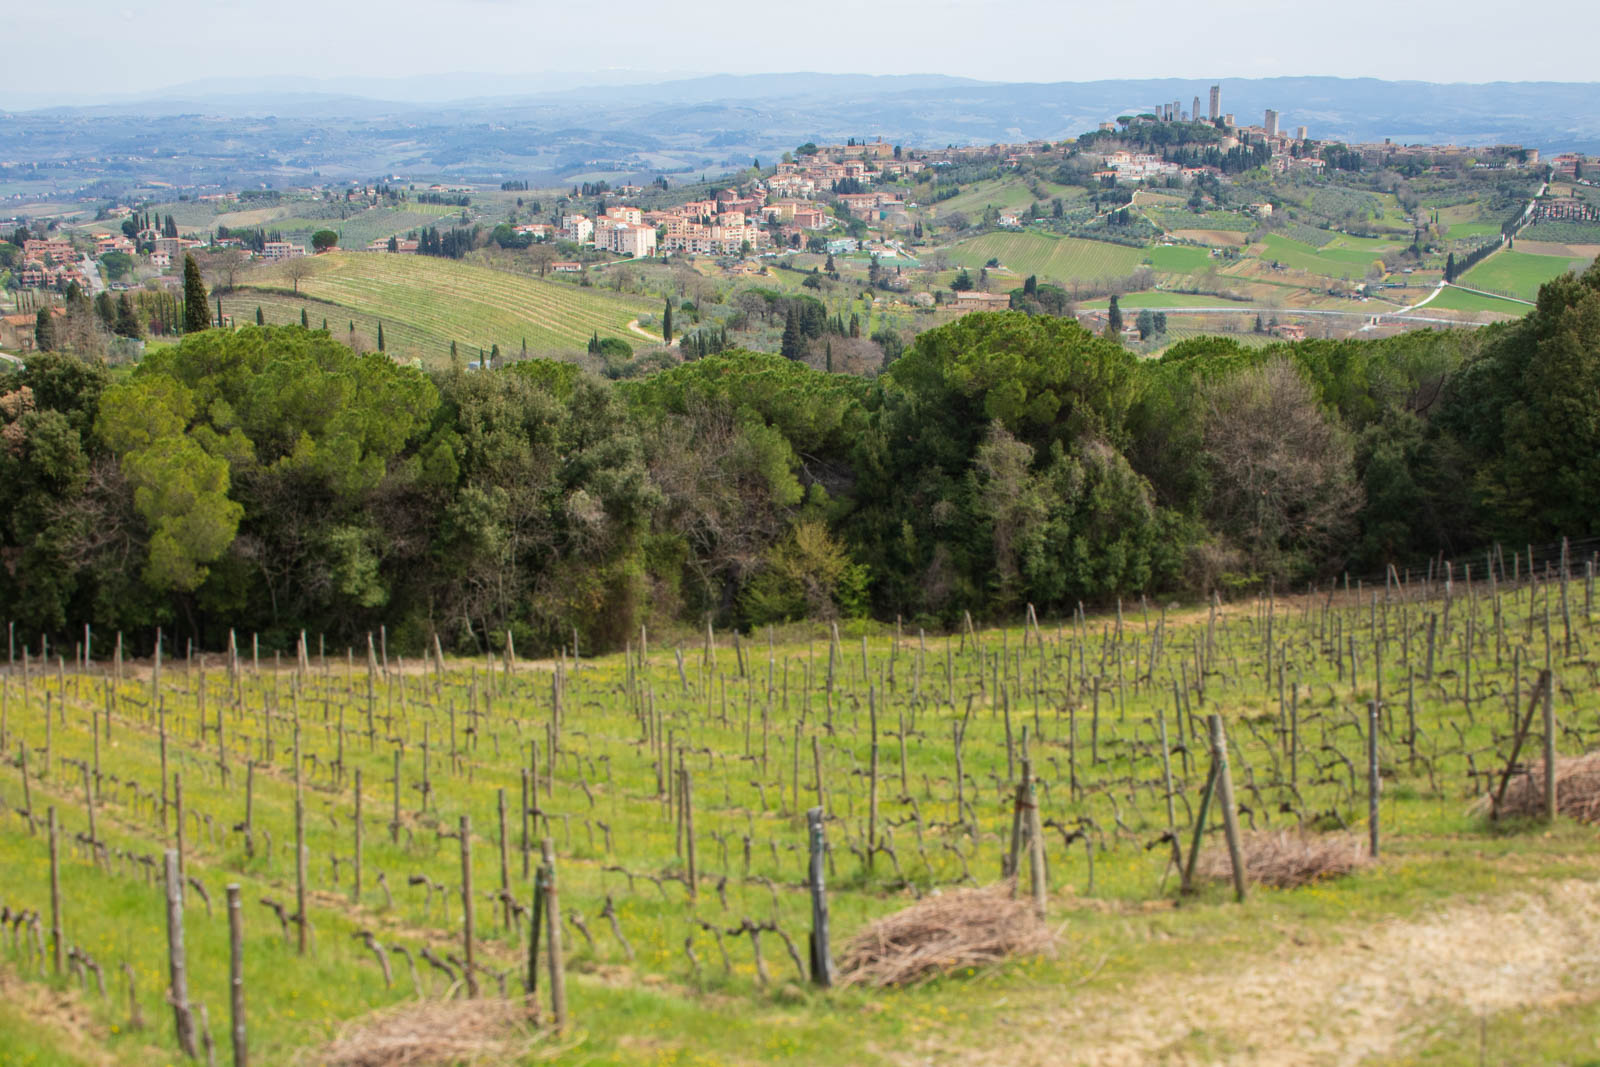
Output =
[{"x1": 899, "y1": 878, "x2": 1600, "y2": 1065}]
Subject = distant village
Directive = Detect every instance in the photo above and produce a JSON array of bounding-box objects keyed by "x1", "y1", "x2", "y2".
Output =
[{"x1": 2, "y1": 80, "x2": 1592, "y2": 310}]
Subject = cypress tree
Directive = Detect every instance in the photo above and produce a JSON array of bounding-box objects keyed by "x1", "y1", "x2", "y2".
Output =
[
  {"x1": 322, "y1": 318, "x2": 328, "y2": 331},
  {"x1": 301, "y1": 308, "x2": 309, "y2": 327},
  {"x1": 1108, "y1": 295, "x2": 1123, "y2": 333},
  {"x1": 114, "y1": 294, "x2": 142, "y2": 339},
  {"x1": 376, "y1": 321, "x2": 385, "y2": 352},
  {"x1": 256, "y1": 306, "x2": 264, "y2": 325},
  {"x1": 181, "y1": 255, "x2": 210, "y2": 334},
  {"x1": 33, "y1": 308, "x2": 55, "y2": 351},
  {"x1": 781, "y1": 308, "x2": 802, "y2": 360},
  {"x1": 662, "y1": 298, "x2": 673, "y2": 344},
  {"x1": 1445, "y1": 252, "x2": 1456, "y2": 283}
]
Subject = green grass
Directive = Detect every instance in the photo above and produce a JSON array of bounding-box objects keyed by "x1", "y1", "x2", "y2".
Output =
[
  {"x1": 5, "y1": 575, "x2": 1600, "y2": 1062},
  {"x1": 927, "y1": 181, "x2": 1082, "y2": 219},
  {"x1": 1148, "y1": 244, "x2": 1214, "y2": 273},
  {"x1": 944, "y1": 231, "x2": 1145, "y2": 284},
  {"x1": 1258, "y1": 234, "x2": 1389, "y2": 278},
  {"x1": 1428, "y1": 286, "x2": 1531, "y2": 315},
  {"x1": 1459, "y1": 249, "x2": 1588, "y2": 301},
  {"x1": 236, "y1": 252, "x2": 653, "y2": 362},
  {"x1": 1443, "y1": 220, "x2": 1504, "y2": 243},
  {"x1": 1080, "y1": 290, "x2": 1249, "y2": 310}
]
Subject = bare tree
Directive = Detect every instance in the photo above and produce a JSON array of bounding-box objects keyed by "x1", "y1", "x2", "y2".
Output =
[
  {"x1": 200, "y1": 249, "x2": 247, "y2": 293},
  {"x1": 283, "y1": 257, "x2": 315, "y2": 295},
  {"x1": 1199, "y1": 357, "x2": 1363, "y2": 580}
]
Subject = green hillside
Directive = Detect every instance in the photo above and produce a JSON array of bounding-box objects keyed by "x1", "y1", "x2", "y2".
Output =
[
  {"x1": 236, "y1": 252, "x2": 653, "y2": 361},
  {"x1": 1459, "y1": 249, "x2": 1591, "y2": 301},
  {"x1": 945, "y1": 232, "x2": 1145, "y2": 284}
]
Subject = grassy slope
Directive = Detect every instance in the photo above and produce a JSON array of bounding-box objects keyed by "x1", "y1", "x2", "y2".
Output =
[
  {"x1": 944, "y1": 231, "x2": 1144, "y2": 284},
  {"x1": 1428, "y1": 285, "x2": 1531, "y2": 315},
  {"x1": 1459, "y1": 248, "x2": 1589, "y2": 300},
  {"x1": 3, "y1": 580, "x2": 1599, "y2": 1064},
  {"x1": 237, "y1": 252, "x2": 653, "y2": 362}
]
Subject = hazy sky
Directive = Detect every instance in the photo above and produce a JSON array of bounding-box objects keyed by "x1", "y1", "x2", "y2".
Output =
[{"x1": 8, "y1": 0, "x2": 1600, "y2": 104}]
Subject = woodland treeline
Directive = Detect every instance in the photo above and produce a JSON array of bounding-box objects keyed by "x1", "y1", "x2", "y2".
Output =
[{"x1": 3, "y1": 262, "x2": 1597, "y2": 655}]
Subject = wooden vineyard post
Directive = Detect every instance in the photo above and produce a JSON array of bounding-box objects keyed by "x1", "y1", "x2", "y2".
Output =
[
  {"x1": 390, "y1": 748, "x2": 401, "y2": 845},
  {"x1": 1543, "y1": 672, "x2": 1557, "y2": 821},
  {"x1": 1367, "y1": 701, "x2": 1380, "y2": 860},
  {"x1": 164, "y1": 850, "x2": 198, "y2": 1059},
  {"x1": 1493, "y1": 669, "x2": 1552, "y2": 818},
  {"x1": 1207, "y1": 715, "x2": 1247, "y2": 901},
  {"x1": 867, "y1": 687, "x2": 879, "y2": 874},
  {"x1": 460, "y1": 814, "x2": 477, "y2": 997},
  {"x1": 1026, "y1": 765, "x2": 1048, "y2": 918},
  {"x1": 806, "y1": 807, "x2": 832, "y2": 987},
  {"x1": 527, "y1": 862, "x2": 545, "y2": 1002},
  {"x1": 226, "y1": 884, "x2": 247, "y2": 1067},
  {"x1": 1181, "y1": 761, "x2": 1218, "y2": 893},
  {"x1": 48, "y1": 806, "x2": 63, "y2": 975},
  {"x1": 293, "y1": 715, "x2": 307, "y2": 957},
  {"x1": 352, "y1": 769, "x2": 363, "y2": 905},
  {"x1": 497, "y1": 789, "x2": 510, "y2": 930},
  {"x1": 682, "y1": 766, "x2": 697, "y2": 900},
  {"x1": 174, "y1": 772, "x2": 185, "y2": 882},
  {"x1": 540, "y1": 838, "x2": 567, "y2": 1031}
]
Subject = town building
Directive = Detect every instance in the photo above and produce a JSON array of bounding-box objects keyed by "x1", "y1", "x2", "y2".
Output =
[{"x1": 262, "y1": 241, "x2": 306, "y2": 261}]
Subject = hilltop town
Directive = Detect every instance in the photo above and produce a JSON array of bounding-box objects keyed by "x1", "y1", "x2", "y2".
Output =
[{"x1": 2, "y1": 81, "x2": 1596, "y2": 362}]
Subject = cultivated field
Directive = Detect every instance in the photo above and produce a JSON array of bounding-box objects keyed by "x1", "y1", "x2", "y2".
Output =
[
  {"x1": 5, "y1": 553, "x2": 1600, "y2": 1064},
  {"x1": 944, "y1": 232, "x2": 1145, "y2": 285},
  {"x1": 1459, "y1": 248, "x2": 1592, "y2": 301},
  {"x1": 236, "y1": 253, "x2": 654, "y2": 362}
]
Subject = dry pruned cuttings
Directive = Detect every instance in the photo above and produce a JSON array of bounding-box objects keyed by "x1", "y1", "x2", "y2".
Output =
[
  {"x1": 1195, "y1": 829, "x2": 1369, "y2": 889},
  {"x1": 316, "y1": 997, "x2": 540, "y2": 1067},
  {"x1": 1482, "y1": 752, "x2": 1600, "y2": 824},
  {"x1": 834, "y1": 883, "x2": 1055, "y2": 988}
]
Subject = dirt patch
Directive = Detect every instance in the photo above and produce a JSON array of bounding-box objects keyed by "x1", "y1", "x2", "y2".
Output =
[
  {"x1": 899, "y1": 879, "x2": 1600, "y2": 1066},
  {"x1": 1172, "y1": 229, "x2": 1248, "y2": 247},
  {"x1": 0, "y1": 965, "x2": 124, "y2": 1066},
  {"x1": 1508, "y1": 240, "x2": 1598, "y2": 263}
]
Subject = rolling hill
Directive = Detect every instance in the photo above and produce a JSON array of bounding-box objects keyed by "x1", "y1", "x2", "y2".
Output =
[{"x1": 234, "y1": 252, "x2": 654, "y2": 362}]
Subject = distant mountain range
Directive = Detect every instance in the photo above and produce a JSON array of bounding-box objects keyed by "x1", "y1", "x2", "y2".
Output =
[{"x1": 3, "y1": 74, "x2": 1598, "y2": 194}]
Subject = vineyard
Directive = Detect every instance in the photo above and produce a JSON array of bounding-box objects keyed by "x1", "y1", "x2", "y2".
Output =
[
  {"x1": 236, "y1": 253, "x2": 653, "y2": 361},
  {"x1": 943, "y1": 232, "x2": 1146, "y2": 285},
  {"x1": 4, "y1": 548, "x2": 1600, "y2": 1063}
]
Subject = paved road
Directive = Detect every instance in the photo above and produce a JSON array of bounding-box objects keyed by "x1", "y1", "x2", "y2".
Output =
[
  {"x1": 1113, "y1": 305, "x2": 1483, "y2": 328},
  {"x1": 79, "y1": 254, "x2": 105, "y2": 296}
]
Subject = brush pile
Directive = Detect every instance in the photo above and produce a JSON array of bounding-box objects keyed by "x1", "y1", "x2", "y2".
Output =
[
  {"x1": 834, "y1": 883, "x2": 1055, "y2": 988},
  {"x1": 1194, "y1": 829, "x2": 1369, "y2": 889},
  {"x1": 318, "y1": 998, "x2": 538, "y2": 1067},
  {"x1": 1485, "y1": 752, "x2": 1600, "y2": 823}
]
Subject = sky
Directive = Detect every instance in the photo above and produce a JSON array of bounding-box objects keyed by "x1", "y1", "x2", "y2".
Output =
[{"x1": 6, "y1": 0, "x2": 1600, "y2": 106}]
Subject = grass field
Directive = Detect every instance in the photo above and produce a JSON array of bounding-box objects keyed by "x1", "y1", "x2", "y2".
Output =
[
  {"x1": 1428, "y1": 285, "x2": 1532, "y2": 316},
  {"x1": 3, "y1": 575, "x2": 1600, "y2": 1067},
  {"x1": 945, "y1": 232, "x2": 1145, "y2": 284},
  {"x1": 1148, "y1": 244, "x2": 1213, "y2": 273},
  {"x1": 929, "y1": 182, "x2": 1082, "y2": 219},
  {"x1": 236, "y1": 253, "x2": 653, "y2": 362},
  {"x1": 1459, "y1": 249, "x2": 1590, "y2": 301},
  {"x1": 1258, "y1": 234, "x2": 1387, "y2": 278},
  {"x1": 5, "y1": 573, "x2": 1600, "y2": 1064},
  {"x1": 1080, "y1": 290, "x2": 1252, "y2": 310}
]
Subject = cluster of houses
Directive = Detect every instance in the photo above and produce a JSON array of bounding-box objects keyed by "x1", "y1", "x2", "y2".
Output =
[
  {"x1": 14, "y1": 238, "x2": 91, "y2": 289},
  {"x1": 10, "y1": 224, "x2": 258, "y2": 292}
]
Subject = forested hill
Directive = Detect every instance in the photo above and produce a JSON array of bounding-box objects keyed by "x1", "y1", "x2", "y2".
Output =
[{"x1": 4, "y1": 261, "x2": 1598, "y2": 656}]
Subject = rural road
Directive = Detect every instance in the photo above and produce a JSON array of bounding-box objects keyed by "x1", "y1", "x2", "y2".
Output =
[
  {"x1": 1116, "y1": 304, "x2": 1482, "y2": 328},
  {"x1": 627, "y1": 318, "x2": 679, "y2": 347},
  {"x1": 78, "y1": 254, "x2": 105, "y2": 296}
]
